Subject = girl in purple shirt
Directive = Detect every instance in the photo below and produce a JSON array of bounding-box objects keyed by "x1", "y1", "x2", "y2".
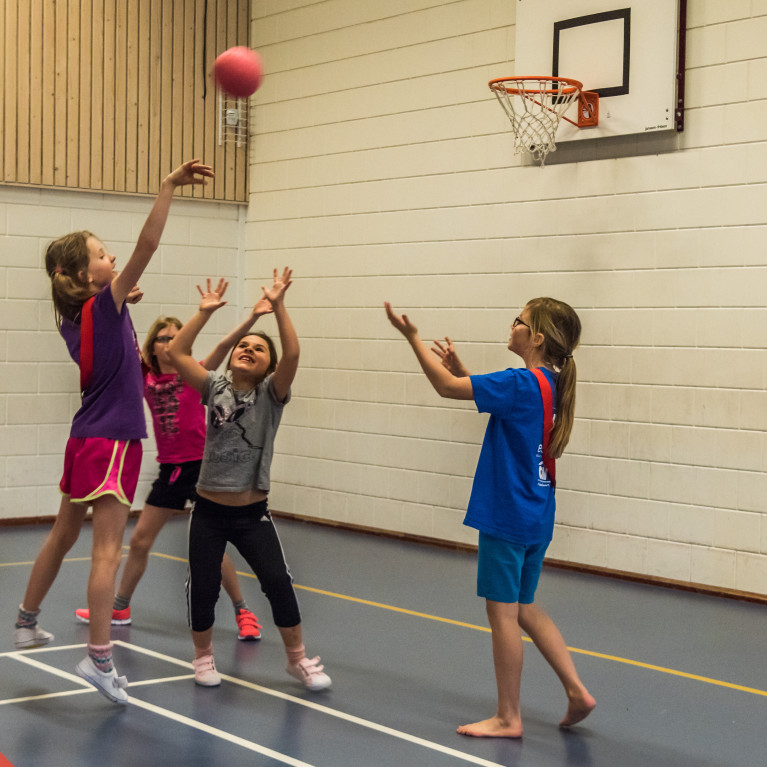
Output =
[
  {"x1": 13, "y1": 160, "x2": 214, "y2": 705},
  {"x1": 73, "y1": 303, "x2": 267, "y2": 642}
]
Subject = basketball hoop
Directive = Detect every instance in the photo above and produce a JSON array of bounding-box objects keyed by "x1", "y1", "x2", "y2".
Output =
[{"x1": 489, "y1": 76, "x2": 599, "y2": 166}]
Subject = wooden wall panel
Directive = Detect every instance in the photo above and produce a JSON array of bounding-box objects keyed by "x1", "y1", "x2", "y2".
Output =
[
  {"x1": 202, "y1": 0, "x2": 216, "y2": 201},
  {"x1": 0, "y1": 1, "x2": 5, "y2": 180},
  {"x1": 29, "y1": 0, "x2": 43, "y2": 185},
  {"x1": 90, "y1": 0, "x2": 104, "y2": 189},
  {"x1": 1, "y1": 0, "x2": 250, "y2": 202},
  {"x1": 16, "y1": 0, "x2": 29, "y2": 183},
  {"x1": 41, "y1": 0, "x2": 55, "y2": 186},
  {"x1": 4, "y1": 1, "x2": 17, "y2": 182},
  {"x1": 66, "y1": 0, "x2": 79, "y2": 187}
]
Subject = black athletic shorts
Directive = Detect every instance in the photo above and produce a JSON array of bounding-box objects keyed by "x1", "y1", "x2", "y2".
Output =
[{"x1": 144, "y1": 460, "x2": 202, "y2": 511}]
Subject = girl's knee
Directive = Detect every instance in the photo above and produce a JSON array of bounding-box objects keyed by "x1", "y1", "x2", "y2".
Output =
[
  {"x1": 90, "y1": 544, "x2": 124, "y2": 569},
  {"x1": 260, "y1": 572, "x2": 295, "y2": 602},
  {"x1": 129, "y1": 529, "x2": 156, "y2": 557},
  {"x1": 52, "y1": 528, "x2": 81, "y2": 554},
  {"x1": 262, "y1": 580, "x2": 301, "y2": 626}
]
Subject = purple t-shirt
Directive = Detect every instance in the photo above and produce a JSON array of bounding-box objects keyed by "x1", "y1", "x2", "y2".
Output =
[{"x1": 61, "y1": 286, "x2": 147, "y2": 441}]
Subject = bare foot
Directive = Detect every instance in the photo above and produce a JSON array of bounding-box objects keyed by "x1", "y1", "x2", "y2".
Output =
[
  {"x1": 559, "y1": 691, "x2": 596, "y2": 728},
  {"x1": 457, "y1": 716, "x2": 523, "y2": 739}
]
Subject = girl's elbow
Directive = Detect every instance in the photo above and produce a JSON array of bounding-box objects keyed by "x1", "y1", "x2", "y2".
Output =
[
  {"x1": 437, "y1": 381, "x2": 469, "y2": 400},
  {"x1": 166, "y1": 345, "x2": 182, "y2": 362},
  {"x1": 136, "y1": 234, "x2": 161, "y2": 256}
]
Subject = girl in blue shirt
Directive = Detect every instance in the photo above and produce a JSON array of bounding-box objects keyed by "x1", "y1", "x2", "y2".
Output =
[{"x1": 385, "y1": 297, "x2": 595, "y2": 738}]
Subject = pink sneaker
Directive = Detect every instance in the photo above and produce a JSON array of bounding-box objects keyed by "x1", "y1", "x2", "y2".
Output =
[
  {"x1": 75, "y1": 607, "x2": 132, "y2": 626},
  {"x1": 235, "y1": 608, "x2": 262, "y2": 641},
  {"x1": 193, "y1": 654, "x2": 221, "y2": 687},
  {"x1": 286, "y1": 656, "x2": 332, "y2": 691}
]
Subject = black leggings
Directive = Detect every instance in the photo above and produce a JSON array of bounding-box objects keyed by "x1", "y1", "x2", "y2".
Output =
[{"x1": 186, "y1": 496, "x2": 301, "y2": 632}]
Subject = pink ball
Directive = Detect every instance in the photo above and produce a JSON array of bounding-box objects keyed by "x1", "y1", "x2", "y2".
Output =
[{"x1": 214, "y1": 47, "x2": 263, "y2": 98}]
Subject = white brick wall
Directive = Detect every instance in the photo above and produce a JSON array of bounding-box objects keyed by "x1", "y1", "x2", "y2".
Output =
[
  {"x1": 0, "y1": 184, "x2": 244, "y2": 519},
  {"x1": 250, "y1": 0, "x2": 767, "y2": 596},
  {"x1": 1, "y1": 1, "x2": 765, "y2": 598}
]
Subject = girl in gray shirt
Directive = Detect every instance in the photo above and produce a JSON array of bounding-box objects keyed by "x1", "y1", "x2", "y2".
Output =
[{"x1": 168, "y1": 269, "x2": 331, "y2": 692}]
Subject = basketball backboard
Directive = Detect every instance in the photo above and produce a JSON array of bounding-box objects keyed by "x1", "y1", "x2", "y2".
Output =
[{"x1": 513, "y1": 0, "x2": 683, "y2": 143}]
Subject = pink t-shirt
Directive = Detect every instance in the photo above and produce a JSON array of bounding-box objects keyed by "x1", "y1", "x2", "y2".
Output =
[{"x1": 144, "y1": 369, "x2": 206, "y2": 464}]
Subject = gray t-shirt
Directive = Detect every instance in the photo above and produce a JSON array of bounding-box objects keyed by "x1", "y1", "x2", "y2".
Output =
[{"x1": 197, "y1": 371, "x2": 289, "y2": 494}]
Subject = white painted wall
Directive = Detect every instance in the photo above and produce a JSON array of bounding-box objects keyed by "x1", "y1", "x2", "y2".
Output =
[
  {"x1": 1, "y1": 0, "x2": 764, "y2": 598},
  {"x1": 0, "y1": 184, "x2": 245, "y2": 519},
  {"x1": 249, "y1": 0, "x2": 767, "y2": 596}
]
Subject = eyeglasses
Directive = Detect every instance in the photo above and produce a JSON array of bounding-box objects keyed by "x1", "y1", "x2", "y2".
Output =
[
  {"x1": 154, "y1": 335, "x2": 174, "y2": 344},
  {"x1": 512, "y1": 317, "x2": 530, "y2": 330}
]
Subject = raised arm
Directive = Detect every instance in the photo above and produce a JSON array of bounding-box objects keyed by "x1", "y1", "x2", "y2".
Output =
[
  {"x1": 201, "y1": 293, "x2": 274, "y2": 371},
  {"x1": 266, "y1": 268, "x2": 298, "y2": 402},
  {"x1": 384, "y1": 303, "x2": 474, "y2": 400},
  {"x1": 111, "y1": 159, "x2": 214, "y2": 310},
  {"x1": 167, "y1": 278, "x2": 228, "y2": 393}
]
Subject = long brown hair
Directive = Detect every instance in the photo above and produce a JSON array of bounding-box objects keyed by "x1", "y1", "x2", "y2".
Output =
[
  {"x1": 44, "y1": 231, "x2": 97, "y2": 328},
  {"x1": 142, "y1": 316, "x2": 183, "y2": 375},
  {"x1": 526, "y1": 297, "x2": 581, "y2": 459}
]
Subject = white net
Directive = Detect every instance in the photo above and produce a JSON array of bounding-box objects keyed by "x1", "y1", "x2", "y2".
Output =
[
  {"x1": 218, "y1": 92, "x2": 248, "y2": 147},
  {"x1": 489, "y1": 78, "x2": 582, "y2": 166}
]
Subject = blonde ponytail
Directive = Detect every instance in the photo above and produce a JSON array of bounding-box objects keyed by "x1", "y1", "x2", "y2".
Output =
[{"x1": 526, "y1": 298, "x2": 581, "y2": 460}]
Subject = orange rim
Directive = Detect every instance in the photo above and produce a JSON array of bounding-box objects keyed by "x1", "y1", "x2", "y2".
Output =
[{"x1": 488, "y1": 76, "x2": 583, "y2": 96}]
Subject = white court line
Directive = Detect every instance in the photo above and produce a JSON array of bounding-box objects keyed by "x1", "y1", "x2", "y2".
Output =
[
  {"x1": 3, "y1": 651, "x2": 315, "y2": 767},
  {"x1": 3, "y1": 643, "x2": 504, "y2": 767},
  {"x1": 0, "y1": 643, "x2": 88, "y2": 656},
  {"x1": 115, "y1": 641, "x2": 505, "y2": 767},
  {"x1": 127, "y1": 697, "x2": 316, "y2": 767},
  {"x1": 7, "y1": 652, "x2": 95, "y2": 689},
  {"x1": 0, "y1": 688, "x2": 92, "y2": 705}
]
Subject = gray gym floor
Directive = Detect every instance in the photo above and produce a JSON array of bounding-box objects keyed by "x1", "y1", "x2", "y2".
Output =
[{"x1": 1, "y1": 515, "x2": 765, "y2": 766}]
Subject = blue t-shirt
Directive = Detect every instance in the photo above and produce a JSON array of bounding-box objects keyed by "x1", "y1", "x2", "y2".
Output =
[{"x1": 463, "y1": 367, "x2": 557, "y2": 545}]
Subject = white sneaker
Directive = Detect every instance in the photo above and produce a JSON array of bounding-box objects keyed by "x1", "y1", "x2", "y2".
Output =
[
  {"x1": 14, "y1": 624, "x2": 54, "y2": 649},
  {"x1": 286, "y1": 656, "x2": 332, "y2": 691},
  {"x1": 192, "y1": 654, "x2": 221, "y2": 687},
  {"x1": 75, "y1": 656, "x2": 129, "y2": 704}
]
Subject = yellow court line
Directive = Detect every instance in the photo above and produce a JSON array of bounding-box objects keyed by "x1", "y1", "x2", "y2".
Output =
[
  {"x1": 287, "y1": 584, "x2": 767, "y2": 698},
  {"x1": 8, "y1": 550, "x2": 764, "y2": 699},
  {"x1": 0, "y1": 556, "x2": 93, "y2": 567},
  {"x1": 148, "y1": 553, "x2": 767, "y2": 698},
  {"x1": 0, "y1": 548, "x2": 130, "y2": 568}
]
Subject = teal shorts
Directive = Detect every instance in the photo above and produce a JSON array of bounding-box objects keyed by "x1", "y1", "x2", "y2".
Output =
[{"x1": 477, "y1": 533, "x2": 549, "y2": 604}]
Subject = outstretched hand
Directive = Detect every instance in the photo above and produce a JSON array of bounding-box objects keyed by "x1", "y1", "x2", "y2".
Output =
[
  {"x1": 251, "y1": 295, "x2": 274, "y2": 318},
  {"x1": 125, "y1": 284, "x2": 144, "y2": 304},
  {"x1": 262, "y1": 267, "x2": 293, "y2": 308},
  {"x1": 166, "y1": 159, "x2": 215, "y2": 188},
  {"x1": 384, "y1": 302, "x2": 418, "y2": 339},
  {"x1": 197, "y1": 277, "x2": 229, "y2": 313},
  {"x1": 431, "y1": 336, "x2": 466, "y2": 376}
]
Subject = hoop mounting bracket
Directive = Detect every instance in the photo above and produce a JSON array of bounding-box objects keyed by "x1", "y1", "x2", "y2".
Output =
[{"x1": 577, "y1": 91, "x2": 599, "y2": 128}]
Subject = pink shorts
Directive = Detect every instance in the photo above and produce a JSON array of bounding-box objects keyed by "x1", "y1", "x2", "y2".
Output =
[{"x1": 59, "y1": 437, "x2": 142, "y2": 507}]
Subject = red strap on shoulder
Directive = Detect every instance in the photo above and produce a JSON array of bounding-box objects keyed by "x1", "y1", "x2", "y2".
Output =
[
  {"x1": 531, "y1": 368, "x2": 556, "y2": 488},
  {"x1": 80, "y1": 296, "x2": 95, "y2": 394}
]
